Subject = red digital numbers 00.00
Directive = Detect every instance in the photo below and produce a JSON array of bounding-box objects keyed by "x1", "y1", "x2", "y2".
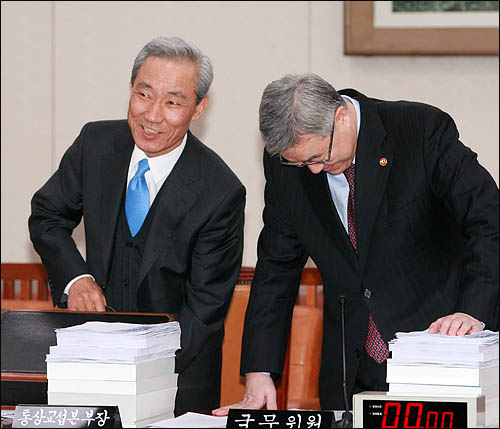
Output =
[{"x1": 381, "y1": 402, "x2": 454, "y2": 428}]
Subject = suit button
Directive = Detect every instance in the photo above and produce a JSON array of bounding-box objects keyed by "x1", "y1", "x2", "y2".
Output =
[
  {"x1": 126, "y1": 241, "x2": 133, "y2": 248},
  {"x1": 364, "y1": 288, "x2": 372, "y2": 299}
]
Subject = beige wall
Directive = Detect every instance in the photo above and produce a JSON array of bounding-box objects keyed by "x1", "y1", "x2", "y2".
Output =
[{"x1": 2, "y1": 1, "x2": 498, "y2": 266}]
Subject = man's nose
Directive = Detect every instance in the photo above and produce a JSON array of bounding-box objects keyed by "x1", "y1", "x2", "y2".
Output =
[
  {"x1": 144, "y1": 101, "x2": 162, "y2": 122},
  {"x1": 307, "y1": 164, "x2": 324, "y2": 174}
]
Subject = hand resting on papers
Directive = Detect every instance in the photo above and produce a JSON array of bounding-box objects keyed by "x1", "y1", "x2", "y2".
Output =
[{"x1": 428, "y1": 312, "x2": 483, "y2": 336}]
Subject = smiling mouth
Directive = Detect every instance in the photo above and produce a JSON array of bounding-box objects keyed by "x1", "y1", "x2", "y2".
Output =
[{"x1": 142, "y1": 125, "x2": 160, "y2": 135}]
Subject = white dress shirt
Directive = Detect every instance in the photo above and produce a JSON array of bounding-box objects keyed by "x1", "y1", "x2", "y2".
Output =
[
  {"x1": 126, "y1": 135, "x2": 186, "y2": 207},
  {"x1": 327, "y1": 95, "x2": 361, "y2": 233}
]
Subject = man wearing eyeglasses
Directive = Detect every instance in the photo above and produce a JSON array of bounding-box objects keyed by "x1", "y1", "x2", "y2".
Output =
[{"x1": 213, "y1": 73, "x2": 498, "y2": 415}]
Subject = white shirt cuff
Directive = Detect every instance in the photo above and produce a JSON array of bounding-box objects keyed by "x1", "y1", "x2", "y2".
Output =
[{"x1": 63, "y1": 274, "x2": 95, "y2": 295}]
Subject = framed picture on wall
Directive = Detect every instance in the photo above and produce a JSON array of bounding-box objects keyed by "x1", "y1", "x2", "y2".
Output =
[{"x1": 344, "y1": 1, "x2": 499, "y2": 55}]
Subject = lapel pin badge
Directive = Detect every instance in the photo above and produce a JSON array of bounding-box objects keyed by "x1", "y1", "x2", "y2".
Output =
[{"x1": 379, "y1": 157, "x2": 388, "y2": 167}]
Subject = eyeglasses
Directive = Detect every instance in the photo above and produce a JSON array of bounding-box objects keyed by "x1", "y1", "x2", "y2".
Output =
[{"x1": 280, "y1": 115, "x2": 335, "y2": 167}]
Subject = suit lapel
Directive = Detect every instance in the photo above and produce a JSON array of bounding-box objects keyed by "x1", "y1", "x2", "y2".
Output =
[
  {"x1": 299, "y1": 90, "x2": 393, "y2": 274},
  {"x1": 299, "y1": 168, "x2": 359, "y2": 271},
  {"x1": 99, "y1": 132, "x2": 134, "y2": 284},
  {"x1": 352, "y1": 93, "x2": 392, "y2": 275},
  {"x1": 137, "y1": 132, "x2": 200, "y2": 287}
]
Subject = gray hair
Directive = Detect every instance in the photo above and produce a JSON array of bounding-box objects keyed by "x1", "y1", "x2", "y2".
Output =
[
  {"x1": 259, "y1": 73, "x2": 346, "y2": 156},
  {"x1": 131, "y1": 36, "x2": 213, "y2": 105}
]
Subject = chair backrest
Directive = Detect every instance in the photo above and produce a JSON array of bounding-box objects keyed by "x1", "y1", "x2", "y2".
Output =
[
  {"x1": 287, "y1": 305, "x2": 322, "y2": 410},
  {"x1": 221, "y1": 267, "x2": 323, "y2": 410},
  {"x1": 1, "y1": 263, "x2": 50, "y2": 301},
  {"x1": 297, "y1": 267, "x2": 324, "y2": 308},
  {"x1": 220, "y1": 284, "x2": 250, "y2": 407},
  {"x1": 220, "y1": 281, "x2": 290, "y2": 410}
]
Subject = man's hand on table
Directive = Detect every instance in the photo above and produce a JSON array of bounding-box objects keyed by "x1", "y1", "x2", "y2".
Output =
[
  {"x1": 67, "y1": 277, "x2": 107, "y2": 312},
  {"x1": 212, "y1": 372, "x2": 277, "y2": 416}
]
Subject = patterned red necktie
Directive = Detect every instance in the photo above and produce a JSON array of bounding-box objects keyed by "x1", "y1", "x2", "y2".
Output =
[
  {"x1": 344, "y1": 163, "x2": 389, "y2": 364},
  {"x1": 343, "y1": 164, "x2": 357, "y2": 250}
]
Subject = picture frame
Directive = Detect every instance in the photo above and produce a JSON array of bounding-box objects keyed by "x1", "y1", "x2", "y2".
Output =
[{"x1": 344, "y1": 1, "x2": 499, "y2": 55}]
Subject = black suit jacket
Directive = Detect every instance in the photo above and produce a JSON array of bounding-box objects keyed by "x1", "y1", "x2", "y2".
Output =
[
  {"x1": 241, "y1": 89, "x2": 499, "y2": 409},
  {"x1": 29, "y1": 120, "x2": 246, "y2": 410}
]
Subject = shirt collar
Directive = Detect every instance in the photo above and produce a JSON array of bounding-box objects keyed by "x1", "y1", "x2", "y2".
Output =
[
  {"x1": 341, "y1": 94, "x2": 361, "y2": 136},
  {"x1": 341, "y1": 94, "x2": 361, "y2": 165},
  {"x1": 130, "y1": 133, "x2": 187, "y2": 184}
]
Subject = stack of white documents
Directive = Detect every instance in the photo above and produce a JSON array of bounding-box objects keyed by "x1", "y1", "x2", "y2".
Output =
[
  {"x1": 386, "y1": 329, "x2": 499, "y2": 428},
  {"x1": 46, "y1": 321, "x2": 181, "y2": 428}
]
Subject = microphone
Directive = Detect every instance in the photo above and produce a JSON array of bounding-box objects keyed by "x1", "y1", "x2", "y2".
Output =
[{"x1": 335, "y1": 294, "x2": 353, "y2": 428}]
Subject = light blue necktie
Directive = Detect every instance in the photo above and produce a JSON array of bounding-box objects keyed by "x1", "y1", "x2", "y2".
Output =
[{"x1": 125, "y1": 158, "x2": 150, "y2": 237}]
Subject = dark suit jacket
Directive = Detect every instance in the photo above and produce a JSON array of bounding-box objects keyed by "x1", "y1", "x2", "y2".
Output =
[
  {"x1": 29, "y1": 120, "x2": 246, "y2": 411},
  {"x1": 241, "y1": 89, "x2": 499, "y2": 409}
]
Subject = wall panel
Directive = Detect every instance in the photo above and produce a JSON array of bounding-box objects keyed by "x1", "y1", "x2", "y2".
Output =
[
  {"x1": 1, "y1": 1, "x2": 498, "y2": 265},
  {"x1": 1, "y1": 1, "x2": 53, "y2": 262}
]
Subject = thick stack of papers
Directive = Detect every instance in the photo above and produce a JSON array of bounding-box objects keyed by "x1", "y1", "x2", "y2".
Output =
[
  {"x1": 387, "y1": 329, "x2": 499, "y2": 428},
  {"x1": 46, "y1": 321, "x2": 181, "y2": 428},
  {"x1": 388, "y1": 329, "x2": 498, "y2": 366},
  {"x1": 47, "y1": 321, "x2": 180, "y2": 363}
]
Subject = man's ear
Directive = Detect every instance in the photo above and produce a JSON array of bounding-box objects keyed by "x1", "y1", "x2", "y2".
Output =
[
  {"x1": 335, "y1": 105, "x2": 348, "y2": 123},
  {"x1": 192, "y1": 96, "x2": 208, "y2": 120},
  {"x1": 334, "y1": 105, "x2": 353, "y2": 131}
]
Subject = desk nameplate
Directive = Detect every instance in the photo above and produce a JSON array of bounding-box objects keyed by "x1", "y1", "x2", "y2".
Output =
[
  {"x1": 227, "y1": 409, "x2": 333, "y2": 429},
  {"x1": 12, "y1": 405, "x2": 121, "y2": 428}
]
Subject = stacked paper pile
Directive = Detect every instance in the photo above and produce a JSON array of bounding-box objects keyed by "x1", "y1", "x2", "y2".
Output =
[
  {"x1": 46, "y1": 321, "x2": 181, "y2": 428},
  {"x1": 387, "y1": 329, "x2": 499, "y2": 428}
]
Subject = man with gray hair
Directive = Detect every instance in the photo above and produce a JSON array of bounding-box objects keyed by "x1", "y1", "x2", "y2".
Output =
[
  {"x1": 214, "y1": 73, "x2": 498, "y2": 414},
  {"x1": 29, "y1": 36, "x2": 246, "y2": 412}
]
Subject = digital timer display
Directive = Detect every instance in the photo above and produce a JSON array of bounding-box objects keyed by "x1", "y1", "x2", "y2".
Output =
[{"x1": 362, "y1": 399, "x2": 468, "y2": 428}]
